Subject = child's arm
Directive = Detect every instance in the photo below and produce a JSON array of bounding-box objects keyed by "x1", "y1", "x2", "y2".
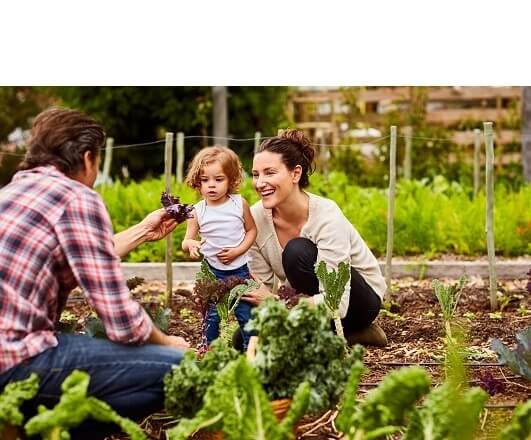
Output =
[
  {"x1": 217, "y1": 199, "x2": 257, "y2": 265},
  {"x1": 182, "y1": 211, "x2": 203, "y2": 259}
]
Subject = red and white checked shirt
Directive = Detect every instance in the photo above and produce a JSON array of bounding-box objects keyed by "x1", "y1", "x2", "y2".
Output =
[{"x1": 0, "y1": 166, "x2": 152, "y2": 374}]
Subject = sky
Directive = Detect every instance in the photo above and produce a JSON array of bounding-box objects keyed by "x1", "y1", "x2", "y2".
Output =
[{"x1": 0, "y1": 1, "x2": 528, "y2": 86}]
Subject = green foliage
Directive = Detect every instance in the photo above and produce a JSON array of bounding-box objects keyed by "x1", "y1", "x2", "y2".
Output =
[
  {"x1": 163, "y1": 339, "x2": 240, "y2": 419},
  {"x1": 98, "y1": 174, "x2": 531, "y2": 262},
  {"x1": 497, "y1": 399, "x2": 531, "y2": 440},
  {"x1": 432, "y1": 276, "x2": 467, "y2": 336},
  {"x1": 491, "y1": 326, "x2": 531, "y2": 381},
  {"x1": 0, "y1": 373, "x2": 39, "y2": 431},
  {"x1": 24, "y1": 370, "x2": 146, "y2": 440},
  {"x1": 167, "y1": 356, "x2": 310, "y2": 440},
  {"x1": 246, "y1": 298, "x2": 364, "y2": 413},
  {"x1": 337, "y1": 365, "x2": 431, "y2": 440},
  {"x1": 315, "y1": 260, "x2": 351, "y2": 315}
]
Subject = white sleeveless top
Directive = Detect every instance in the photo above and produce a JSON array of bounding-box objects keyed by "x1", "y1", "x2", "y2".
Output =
[{"x1": 195, "y1": 194, "x2": 248, "y2": 270}]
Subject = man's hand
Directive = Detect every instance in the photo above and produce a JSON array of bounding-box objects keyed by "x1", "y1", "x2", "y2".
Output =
[
  {"x1": 216, "y1": 247, "x2": 241, "y2": 265},
  {"x1": 165, "y1": 335, "x2": 191, "y2": 350},
  {"x1": 140, "y1": 208, "x2": 178, "y2": 242}
]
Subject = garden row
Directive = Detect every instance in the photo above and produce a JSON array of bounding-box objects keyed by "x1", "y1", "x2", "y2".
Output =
[
  {"x1": 98, "y1": 172, "x2": 531, "y2": 262},
  {"x1": 2, "y1": 265, "x2": 530, "y2": 439}
]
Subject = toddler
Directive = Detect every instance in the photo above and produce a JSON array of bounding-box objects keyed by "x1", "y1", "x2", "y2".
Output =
[{"x1": 182, "y1": 146, "x2": 257, "y2": 350}]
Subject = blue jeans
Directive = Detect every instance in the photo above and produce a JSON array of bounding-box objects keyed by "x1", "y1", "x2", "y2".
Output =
[
  {"x1": 205, "y1": 262, "x2": 255, "y2": 351},
  {"x1": 0, "y1": 334, "x2": 184, "y2": 439}
]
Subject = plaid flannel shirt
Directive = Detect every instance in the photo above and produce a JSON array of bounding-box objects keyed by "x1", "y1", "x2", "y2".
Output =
[{"x1": 0, "y1": 166, "x2": 152, "y2": 374}]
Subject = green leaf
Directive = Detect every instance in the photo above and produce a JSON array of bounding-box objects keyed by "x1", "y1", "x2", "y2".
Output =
[{"x1": 0, "y1": 373, "x2": 39, "y2": 431}]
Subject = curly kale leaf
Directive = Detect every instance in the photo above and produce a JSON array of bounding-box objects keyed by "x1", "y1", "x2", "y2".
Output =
[
  {"x1": 246, "y1": 298, "x2": 363, "y2": 413},
  {"x1": 24, "y1": 370, "x2": 145, "y2": 440},
  {"x1": 0, "y1": 373, "x2": 39, "y2": 431},
  {"x1": 160, "y1": 192, "x2": 194, "y2": 223},
  {"x1": 167, "y1": 356, "x2": 310, "y2": 440},
  {"x1": 164, "y1": 339, "x2": 239, "y2": 419},
  {"x1": 491, "y1": 326, "x2": 531, "y2": 381}
]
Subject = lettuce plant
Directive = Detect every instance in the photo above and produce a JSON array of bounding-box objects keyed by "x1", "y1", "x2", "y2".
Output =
[
  {"x1": 24, "y1": 370, "x2": 145, "y2": 440},
  {"x1": 0, "y1": 373, "x2": 39, "y2": 432},
  {"x1": 336, "y1": 364, "x2": 431, "y2": 440},
  {"x1": 167, "y1": 356, "x2": 310, "y2": 440},
  {"x1": 160, "y1": 191, "x2": 194, "y2": 223},
  {"x1": 315, "y1": 260, "x2": 350, "y2": 340}
]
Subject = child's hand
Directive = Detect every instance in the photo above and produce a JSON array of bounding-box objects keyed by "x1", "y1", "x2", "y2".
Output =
[
  {"x1": 185, "y1": 238, "x2": 205, "y2": 259},
  {"x1": 217, "y1": 247, "x2": 240, "y2": 265}
]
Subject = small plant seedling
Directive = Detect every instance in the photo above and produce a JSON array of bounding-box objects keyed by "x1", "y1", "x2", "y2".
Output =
[
  {"x1": 424, "y1": 310, "x2": 435, "y2": 319},
  {"x1": 432, "y1": 276, "x2": 467, "y2": 338},
  {"x1": 379, "y1": 309, "x2": 405, "y2": 321},
  {"x1": 315, "y1": 260, "x2": 351, "y2": 340},
  {"x1": 462, "y1": 311, "x2": 475, "y2": 321},
  {"x1": 488, "y1": 311, "x2": 503, "y2": 320}
]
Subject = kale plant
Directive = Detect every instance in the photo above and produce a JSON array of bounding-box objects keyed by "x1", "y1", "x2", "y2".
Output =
[
  {"x1": 24, "y1": 370, "x2": 145, "y2": 440},
  {"x1": 0, "y1": 373, "x2": 39, "y2": 432},
  {"x1": 491, "y1": 326, "x2": 531, "y2": 381},
  {"x1": 167, "y1": 356, "x2": 310, "y2": 440},
  {"x1": 160, "y1": 192, "x2": 194, "y2": 223},
  {"x1": 164, "y1": 339, "x2": 240, "y2": 419},
  {"x1": 432, "y1": 276, "x2": 466, "y2": 338},
  {"x1": 277, "y1": 285, "x2": 303, "y2": 308},
  {"x1": 315, "y1": 260, "x2": 350, "y2": 340},
  {"x1": 246, "y1": 298, "x2": 363, "y2": 413}
]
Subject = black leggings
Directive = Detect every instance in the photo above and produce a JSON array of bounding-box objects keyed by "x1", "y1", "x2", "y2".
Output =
[{"x1": 282, "y1": 237, "x2": 381, "y2": 332}]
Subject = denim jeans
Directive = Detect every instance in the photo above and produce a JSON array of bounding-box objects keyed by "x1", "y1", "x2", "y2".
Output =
[
  {"x1": 0, "y1": 333, "x2": 184, "y2": 439},
  {"x1": 204, "y1": 262, "x2": 255, "y2": 351}
]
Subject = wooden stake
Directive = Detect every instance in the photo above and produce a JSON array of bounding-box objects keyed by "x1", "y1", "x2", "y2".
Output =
[
  {"x1": 164, "y1": 132, "x2": 174, "y2": 306},
  {"x1": 385, "y1": 126, "x2": 397, "y2": 296},
  {"x1": 101, "y1": 137, "x2": 113, "y2": 184},
  {"x1": 176, "y1": 132, "x2": 184, "y2": 183},
  {"x1": 254, "y1": 131, "x2": 261, "y2": 154},
  {"x1": 474, "y1": 128, "x2": 481, "y2": 197},
  {"x1": 483, "y1": 122, "x2": 498, "y2": 311},
  {"x1": 403, "y1": 126, "x2": 412, "y2": 180}
]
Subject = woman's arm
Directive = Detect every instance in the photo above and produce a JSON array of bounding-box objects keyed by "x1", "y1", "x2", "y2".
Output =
[{"x1": 113, "y1": 208, "x2": 178, "y2": 259}]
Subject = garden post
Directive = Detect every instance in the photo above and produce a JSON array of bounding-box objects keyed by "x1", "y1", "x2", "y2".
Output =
[
  {"x1": 176, "y1": 132, "x2": 184, "y2": 183},
  {"x1": 403, "y1": 126, "x2": 412, "y2": 179},
  {"x1": 474, "y1": 128, "x2": 481, "y2": 197},
  {"x1": 483, "y1": 122, "x2": 498, "y2": 311},
  {"x1": 254, "y1": 131, "x2": 261, "y2": 154},
  {"x1": 101, "y1": 137, "x2": 113, "y2": 185},
  {"x1": 385, "y1": 126, "x2": 397, "y2": 296},
  {"x1": 164, "y1": 132, "x2": 174, "y2": 306}
]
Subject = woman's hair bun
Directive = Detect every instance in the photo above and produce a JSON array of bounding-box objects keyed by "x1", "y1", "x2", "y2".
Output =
[{"x1": 279, "y1": 128, "x2": 315, "y2": 164}]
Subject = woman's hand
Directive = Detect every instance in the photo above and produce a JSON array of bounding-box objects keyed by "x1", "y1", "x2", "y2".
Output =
[
  {"x1": 241, "y1": 273, "x2": 277, "y2": 305},
  {"x1": 140, "y1": 208, "x2": 178, "y2": 242}
]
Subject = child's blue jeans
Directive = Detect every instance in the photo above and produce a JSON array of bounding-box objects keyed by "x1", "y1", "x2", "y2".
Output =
[{"x1": 204, "y1": 262, "x2": 255, "y2": 351}]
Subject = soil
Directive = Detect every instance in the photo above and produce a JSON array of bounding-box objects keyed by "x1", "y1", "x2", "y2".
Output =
[{"x1": 62, "y1": 276, "x2": 530, "y2": 440}]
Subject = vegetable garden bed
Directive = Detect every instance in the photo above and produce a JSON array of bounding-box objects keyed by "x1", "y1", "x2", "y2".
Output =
[{"x1": 58, "y1": 275, "x2": 530, "y2": 440}]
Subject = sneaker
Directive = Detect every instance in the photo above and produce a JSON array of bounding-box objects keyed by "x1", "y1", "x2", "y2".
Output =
[{"x1": 346, "y1": 323, "x2": 388, "y2": 347}]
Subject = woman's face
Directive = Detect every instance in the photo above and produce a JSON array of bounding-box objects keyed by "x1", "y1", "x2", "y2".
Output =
[{"x1": 252, "y1": 151, "x2": 301, "y2": 209}]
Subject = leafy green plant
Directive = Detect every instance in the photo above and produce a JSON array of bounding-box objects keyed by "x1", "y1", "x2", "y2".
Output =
[
  {"x1": 491, "y1": 326, "x2": 531, "y2": 381},
  {"x1": 166, "y1": 356, "x2": 310, "y2": 440},
  {"x1": 432, "y1": 276, "x2": 466, "y2": 338},
  {"x1": 164, "y1": 339, "x2": 240, "y2": 420},
  {"x1": 336, "y1": 364, "x2": 431, "y2": 440},
  {"x1": 315, "y1": 260, "x2": 350, "y2": 339},
  {"x1": 24, "y1": 370, "x2": 145, "y2": 440},
  {"x1": 497, "y1": 399, "x2": 531, "y2": 440},
  {"x1": 246, "y1": 298, "x2": 363, "y2": 413},
  {"x1": 0, "y1": 373, "x2": 39, "y2": 433}
]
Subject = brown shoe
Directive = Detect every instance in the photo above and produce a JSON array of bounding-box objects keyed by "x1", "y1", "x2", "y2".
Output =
[{"x1": 346, "y1": 323, "x2": 388, "y2": 347}]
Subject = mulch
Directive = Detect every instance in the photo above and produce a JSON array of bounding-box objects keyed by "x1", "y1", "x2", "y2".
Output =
[{"x1": 63, "y1": 275, "x2": 530, "y2": 440}]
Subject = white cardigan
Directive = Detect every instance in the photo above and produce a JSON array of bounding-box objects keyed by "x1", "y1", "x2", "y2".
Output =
[{"x1": 248, "y1": 192, "x2": 386, "y2": 318}]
